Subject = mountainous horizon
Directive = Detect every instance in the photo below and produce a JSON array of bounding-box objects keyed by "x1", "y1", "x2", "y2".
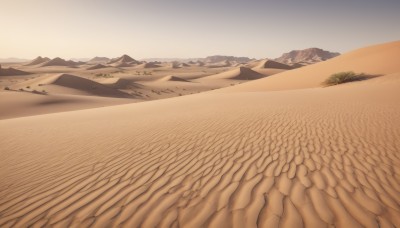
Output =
[{"x1": 1, "y1": 47, "x2": 340, "y2": 64}]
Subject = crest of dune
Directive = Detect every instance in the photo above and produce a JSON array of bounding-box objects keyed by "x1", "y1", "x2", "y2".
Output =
[
  {"x1": 40, "y1": 57, "x2": 79, "y2": 67},
  {"x1": 158, "y1": 75, "x2": 191, "y2": 82},
  {"x1": 86, "y1": 64, "x2": 108, "y2": 70},
  {"x1": 12, "y1": 74, "x2": 131, "y2": 98},
  {"x1": 0, "y1": 64, "x2": 32, "y2": 76},
  {"x1": 254, "y1": 59, "x2": 293, "y2": 70},
  {"x1": 108, "y1": 54, "x2": 139, "y2": 65},
  {"x1": 202, "y1": 66, "x2": 264, "y2": 80}
]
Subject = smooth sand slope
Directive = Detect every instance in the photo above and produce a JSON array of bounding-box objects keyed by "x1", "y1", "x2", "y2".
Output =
[
  {"x1": 253, "y1": 59, "x2": 292, "y2": 70},
  {"x1": 86, "y1": 64, "x2": 108, "y2": 70},
  {"x1": 0, "y1": 41, "x2": 399, "y2": 227},
  {"x1": 200, "y1": 67, "x2": 264, "y2": 80},
  {"x1": 0, "y1": 65, "x2": 31, "y2": 76},
  {"x1": 11, "y1": 74, "x2": 132, "y2": 98},
  {"x1": 0, "y1": 91, "x2": 134, "y2": 120},
  {"x1": 226, "y1": 40, "x2": 400, "y2": 92}
]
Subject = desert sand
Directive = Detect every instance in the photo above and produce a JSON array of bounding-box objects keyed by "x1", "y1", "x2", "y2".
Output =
[{"x1": 0, "y1": 41, "x2": 399, "y2": 227}]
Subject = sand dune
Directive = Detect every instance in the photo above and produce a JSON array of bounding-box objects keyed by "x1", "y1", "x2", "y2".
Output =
[
  {"x1": 254, "y1": 59, "x2": 293, "y2": 70},
  {"x1": 0, "y1": 65, "x2": 32, "y2": 76},
  {"x1": 135, "y1": 62, "x2": 162, "y2": 69},
  {"x1": 227, "y1": 40, "x2": 400, "y2": 92},
  {"x1": 168, "y1": 62, "x2": 182, "y2": 69},
  {"x1": 158, "y1": 75, "x2": 191, "y2": 82},
  {"x1": 178, "y1": 63, "x2": 190, "y2": 67},
  {"x1": 0, "y1": 69, "x2": 399, "y2": 227},
  {"x1": 25, "y1": 56, "x2": 51, "y2": 66},
  {"x1": 41, "y1": 57, "x2": 79, "y2": 67},
  {"x1": 86, "y1": 64, "x2": 108, "y2": 70},
  {"x1": 206, "y1": 60, "x2": 232, "y2": 68},
  {"x1": 12, "y1": 74, "x2": 132, "y2": 98},
  {"x1": 114, "y1": 62, "x2": 133, "y2": 68},
  {"x1": 0, "y1": 41, "x2": 399, "y2": 227},
  {"x1": 196, "y1": 61, "x2": 205, "y2": 66},
  {"x1": 100, "y1": 77, "x2": 146, "y2": 90},
  {"x1": 201, "y1": 67, "x2": 264, "y2": 80},
  {"x1": 0, "y1": 91, "x2": 135, "y2": 119},
  {"x1": 108, "y1": 55, "x2": 139, "y2": 65}
]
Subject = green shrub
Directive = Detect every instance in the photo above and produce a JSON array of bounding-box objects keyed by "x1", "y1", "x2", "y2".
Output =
[{"x1": 323, "y1": 71, "x2": 365, "y2": 86}]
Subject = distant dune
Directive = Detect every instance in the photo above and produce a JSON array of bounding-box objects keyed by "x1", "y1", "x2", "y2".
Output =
[
  {"x1": 0, "y1": 64, "x2": 32, "y2": 76},
  {"x1": 25, "y1": 56, "x2": 51, "y2": 66},
  {"x1": 115, "y1": 62, "x2": 133, "y2": 68},
  {"x1": 196, "y1": 60, "x2": 205, "y2": 66},
  {"x1": 158, "y1": 75, "x2": 191, "y2": 82},
  {"x1": 99, "y1": 77, "x2": 145, "y2": 90},
  {"x1": 86, "y1": 64, "x2": 108, "y2": 70},
  {"x1": 108, "y1": 54, "x2": 139, "y2": 65},
  {"x1": 204, "y1": 55, "x2": 253, "y2": 63},
  {"x1": 178, "y1": 63, "x2": 190, "y2": 67},
  {"x1": 12, "y1": 73, "x2": 132, "y2": 98},
  {"x1": 135, "y1": 62, "x2": 162, "y2": 69},
  {"x1": 40, "y1": 57, "x2": 79, "y2": 67},
  {"x1": 254, "y1": 59, "x2": 293, "y2": 70},
  {"x1": 202, "y1": 67, "x2": 264, "y2": 80}
]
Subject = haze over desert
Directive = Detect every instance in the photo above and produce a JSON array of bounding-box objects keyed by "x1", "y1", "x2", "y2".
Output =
[{"x1": 1, "y1": 0, "x2": 400, "y2": 227}]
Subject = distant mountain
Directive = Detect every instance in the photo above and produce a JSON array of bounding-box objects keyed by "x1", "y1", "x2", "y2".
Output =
[
  {"x1": 88, "y1": 57, "x2": 110, "y2": 63},
  {"x1": 141, "y1": 56, "x2": 253, "y2": 64},
  {"x1": 275, "y1": 48, "x2": 340, "y2": 64},
  {"x1": 203, "y1": 55, "x2": 253, "y2": 63}
]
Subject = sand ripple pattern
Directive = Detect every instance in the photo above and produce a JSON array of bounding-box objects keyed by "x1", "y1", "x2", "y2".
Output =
[{"x1": 0, "y1": 87, "x2": 400, "y2": 227}]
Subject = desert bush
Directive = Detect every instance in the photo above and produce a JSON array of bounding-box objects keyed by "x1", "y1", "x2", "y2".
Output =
[
  {"x1": 4, "y1": 86, "x2": 10, "y2": 90},
  {"x1": 323, "y1": 71, "x2": 365, "y2": 86}
]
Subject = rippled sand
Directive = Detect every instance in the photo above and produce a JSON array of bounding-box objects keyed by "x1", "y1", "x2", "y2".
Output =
[{"x1": 1, "y1": 41, "x2": 400, "y2": 227}]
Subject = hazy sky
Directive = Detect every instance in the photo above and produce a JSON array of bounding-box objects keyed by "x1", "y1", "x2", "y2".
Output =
[{"x1": 1, "y1": 0, "x2": 399, "y2": 59}]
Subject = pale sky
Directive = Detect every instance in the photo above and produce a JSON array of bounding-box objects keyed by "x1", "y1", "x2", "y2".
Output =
[{"x1": 1, "y1": 0, "x2": 399, "y2": 59}]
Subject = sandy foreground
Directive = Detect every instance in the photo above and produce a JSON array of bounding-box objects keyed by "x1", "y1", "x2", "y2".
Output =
[{"x1": 0, "y1": 41, "x2": 400, "y2": 227}]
